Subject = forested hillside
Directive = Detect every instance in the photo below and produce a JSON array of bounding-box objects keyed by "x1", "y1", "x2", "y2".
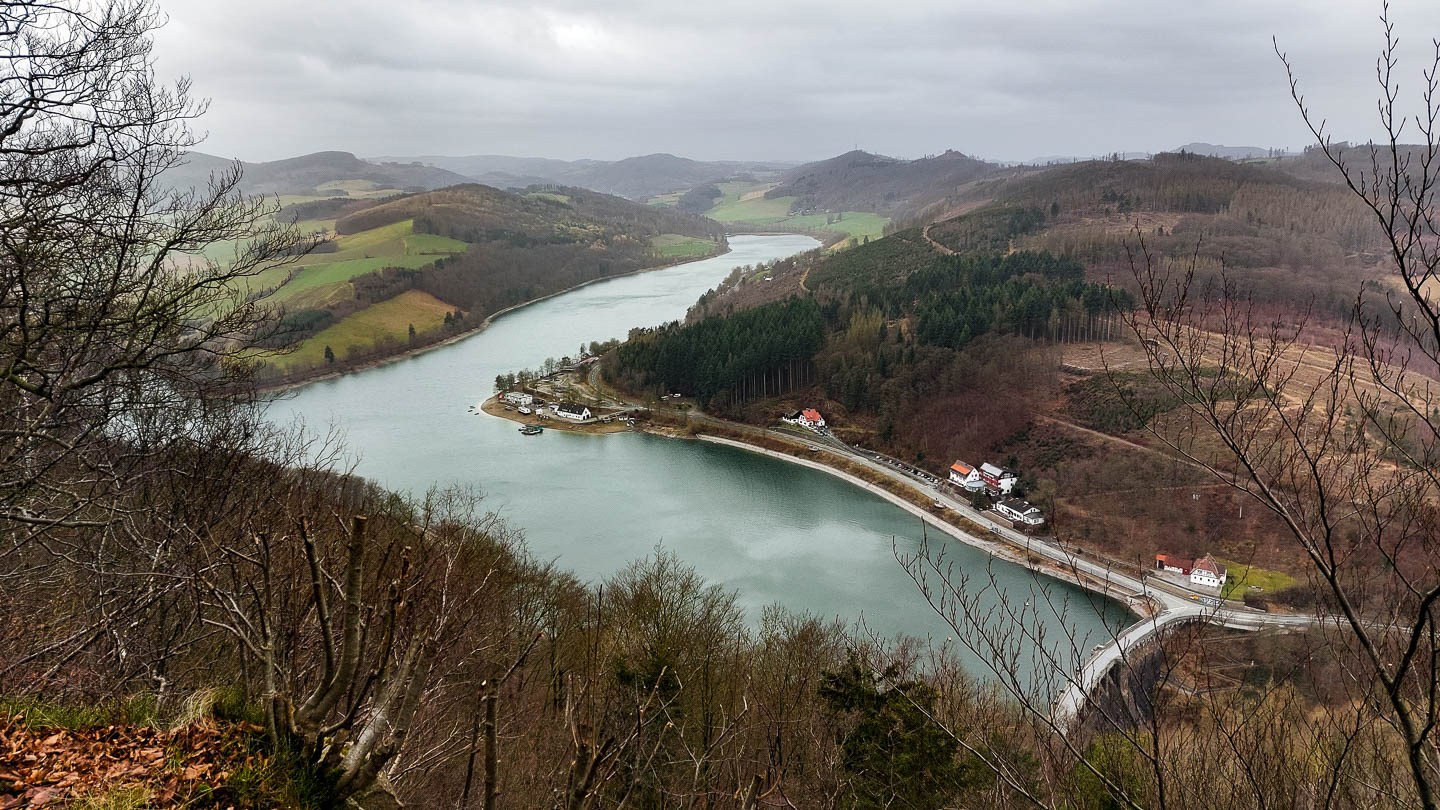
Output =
[
  {"x1": 943, "y1": 152, "x2": 1388, "y2": 325},
  {"x1": 609, "y1": 298, "x2": 825, "y2": 404},
  {"x1": 337, "y1": 183, "x2": 720, "y2": 242},
  {"x1": 768, "y1": 149, "x2": 998, "y2": 218},
  {"x1": 607, "y1": 208, "x2": 1127, "y2": 462},
  {"x1": 254, "y1": 184, "x2": 725, "y2": 381}
]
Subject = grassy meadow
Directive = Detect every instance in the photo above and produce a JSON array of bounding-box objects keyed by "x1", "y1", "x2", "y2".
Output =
[
  {"x1": 650, "y1": 233, "x2": 719, "y2": 258},
  {"x1": 261, "y1": 219, "x2": 467, "y2": 307},
  {"x1": 703, "y1": 181, "x2": 888, "y2": 245},
  {"x1": 268, "y1": 289, "x2": 456, "y2": 372},
  {"x1": 1219, "y1": 559, "x2": 1299, "y2": 601}
]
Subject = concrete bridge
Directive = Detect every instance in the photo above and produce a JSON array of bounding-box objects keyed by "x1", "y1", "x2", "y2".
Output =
[
  {"x1": 1050, "y1": 604, "x2": 1323, "y2": 731},
  {"x1": 684, "y1": 424, "x2": 1329, "y2": 735}
]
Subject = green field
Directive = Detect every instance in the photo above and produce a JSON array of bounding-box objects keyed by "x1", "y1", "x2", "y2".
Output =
[
  {"x1": 271, "y1": 182, "x2": 405, "y2": 209},
  {"x1": 1218, "y1": 559, "x2": 1299, "y2": 600},
  {"x1": 262, "y1": 219, "x2": 467, "y2": 305},
  {"x1": 647, "y1": 191, "x2": 683, "y2": 206},
  {"x1": 650, "y1": 233, "x2": 718, "y2": 259},
  {"x1": 706, "y1": 183, "x2": 793, "y2": 224},
  {"x1": 269, "y1": 289, "x2": 456, "y2": 372},
  {"x1": 704, "y1": 182, "x2": 888, "y2": 245}
]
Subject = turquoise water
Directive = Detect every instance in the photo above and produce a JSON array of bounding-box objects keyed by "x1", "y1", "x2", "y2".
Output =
[{"x1": 269, "y1": 235, "x2": 1129, "y2": 674}]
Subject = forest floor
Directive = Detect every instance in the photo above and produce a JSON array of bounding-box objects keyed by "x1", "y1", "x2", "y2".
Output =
[{"x1": 0, "y1": 709, "x2": 310, "y2": 809}]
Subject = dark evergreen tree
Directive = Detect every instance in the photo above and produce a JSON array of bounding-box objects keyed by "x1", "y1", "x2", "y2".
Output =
[{"x1": 820, "y1": 657, "x2": 981, "y2": 809}]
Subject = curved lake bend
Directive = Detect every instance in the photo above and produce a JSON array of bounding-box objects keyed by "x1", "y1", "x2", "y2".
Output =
[{"x1": 269, "y1": 234, "x2": 1130, "y2": 667}]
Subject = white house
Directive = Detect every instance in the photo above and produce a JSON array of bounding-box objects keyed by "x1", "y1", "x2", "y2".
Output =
[
  {"x1": 781, "y1": 408, "x2": 826, "y2": 430},
  {"x1": 799, "y1": 408, "x2": 825, "y2": 429},
  {"x1": 503, "y1": 391, "x2": 534, "y2": 407},
  {"x1": 996, "y1": 498, "x2": 1045, "y2": 526},
  {"x1": 949, "y1": 461, "x2": 984, "y2": 490},
  {"x1": 979, "y1": 462, "x2": 1018, "y2": 495},
  {"x1": 552, "y1": 403, "x2": 593, "y2": 421},
  {"x1": 1189, "y1": 554, "x2": 1227, "y2": 589}
]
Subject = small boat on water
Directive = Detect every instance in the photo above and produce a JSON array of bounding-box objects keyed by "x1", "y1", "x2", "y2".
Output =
[{"x1": 519, "y1": 425, "x2": 543, "y2": 435}]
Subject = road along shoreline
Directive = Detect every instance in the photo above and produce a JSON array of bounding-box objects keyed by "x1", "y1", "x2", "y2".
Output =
[
  {"x1": 693, "y1": 435, "x2": 1152, "y2": 614},
  {"x1": 482, "y1": 395, "x2": 1156, "y2": 618}
]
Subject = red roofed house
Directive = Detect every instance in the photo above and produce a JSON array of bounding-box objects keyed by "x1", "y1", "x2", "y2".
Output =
[
  {"x1": 1154, "y1": 553, "x2": 1229, "y2": 590},
  {"x1": 1189, "y1": 554, "x2": 1227, "y2": 589},
  {"x1": 799, "y1": 408, "x2": 825, "y2": 429},
  {"x1": 949, "y1": 461, "x2": 983, "y2": 490}
]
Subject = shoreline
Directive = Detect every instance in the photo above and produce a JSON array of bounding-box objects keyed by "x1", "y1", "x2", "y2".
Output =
[
  {"x1": 478, "y1": 396, "x2": 633, "y2": 434},
  {"x1": 477, "y1": 391, "x2": 1148, "y2": 617},
  {"x1": 255, "y1": 242, "x2": 735, "y2": 395},
  {"x1": 692, "y1": 435, "x2": 1149, "y2": 614}
]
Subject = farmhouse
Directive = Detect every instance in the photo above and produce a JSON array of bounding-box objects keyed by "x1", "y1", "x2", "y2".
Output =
[
  {"x1": 949, "y1": 461, "x2": 984, "y2": 490},
  {"x1": 782, "y1": 408, "x2": 826, "y2": 430},
  {"x1": 1190, "y1": 554, "x2": 1227, "y2": 589},
  {"x1": 551, "y1": 403, "x2": 592, "y2": 421},
  {"x1": 995, "y1": 498, "x2": 1045, "y2": 526},
  {"x1": 1153, "y1": 553, "x2": 1229, "y2": 590},
  {"x1": 979, "y1": 462, "x2": 1018, "y2": 495},
  {"x1": 502, "y1": 391, "x2": 534, "y2": 407}
]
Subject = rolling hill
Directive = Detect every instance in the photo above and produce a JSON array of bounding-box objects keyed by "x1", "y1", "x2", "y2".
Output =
[
  {"x1": 925, "y1": 151, "x2": 1387, "y2": 329},
  {"x1": 161, "y1": 150, "x2": 474, "y2": 198},
  {"x1": 373, "y1": 152, "x2": 794, "y2": 200},
  {"x1": 256, "y1": 183, "x2": 725, "y2": 380},
  {"x1": 765, "y1": 149, "x2": 999, "y2": 219}
]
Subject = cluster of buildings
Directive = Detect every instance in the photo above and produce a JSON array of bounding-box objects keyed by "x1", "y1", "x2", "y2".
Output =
[
  {"x1": 501, "y1": 391, "x2": 593, "y2": 421},
  {"x1": 950, "y1": 460, "x2": 1045, "y2": 527},
  {"x1": 1155, "y1": 553, "x2": 1228, "y2": 589}
]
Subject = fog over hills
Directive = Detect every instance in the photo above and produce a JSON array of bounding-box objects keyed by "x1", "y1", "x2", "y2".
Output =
[
  {"x1": 372, "y1": 152, "x2": 797, "y2": 200},
  {"x1": 163, "y1": 142, "x2": 1311, "y2": 216}
]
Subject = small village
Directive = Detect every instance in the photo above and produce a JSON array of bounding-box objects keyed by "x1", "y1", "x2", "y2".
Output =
[{"x1": 783, "y1": 405, "x2": 1232, "y2": 595}]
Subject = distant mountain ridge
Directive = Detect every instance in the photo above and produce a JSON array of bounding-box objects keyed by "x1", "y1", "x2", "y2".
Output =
[
  {"x1": 767, "y1": 149, "x2": 999, "y2": 219},
  {"x1": 372, "y1": 152, "x2": 796, "y2": 200},
  {"x1": 1171, "y1": 142, "x2": 1294, "y2": 160},
  {"x1": 162, "y1": 150, "x2": 474, "y2": 196}
]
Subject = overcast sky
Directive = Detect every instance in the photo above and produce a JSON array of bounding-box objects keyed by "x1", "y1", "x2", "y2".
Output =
[{"x1": 153, "y1": 0, "x2": 1440, "y2": 164}]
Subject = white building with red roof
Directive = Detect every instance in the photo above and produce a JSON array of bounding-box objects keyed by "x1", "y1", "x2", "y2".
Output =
[
  {"x1": 949, "y1": 461, "x2": 983, "y2": 490},
  {"x1": 781, "y1": 408, "x2": 827, "y2": 431},
  {"x1": 1154, "y1": 553, "x2": 1228, "y2": 590}
]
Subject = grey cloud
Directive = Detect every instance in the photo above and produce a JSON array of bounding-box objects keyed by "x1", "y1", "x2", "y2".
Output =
[{"x1": 152, "y1": 0, "x2": 1440, "y2": 162}]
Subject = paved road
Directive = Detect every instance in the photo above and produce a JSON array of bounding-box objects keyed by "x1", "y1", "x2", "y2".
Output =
[
  {"x1": 588, "y1": 376, "x2": 1327, "y2": 727},
  {"x1": 689, "y1": 417, "x2": 1334, "y2": 729}
]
